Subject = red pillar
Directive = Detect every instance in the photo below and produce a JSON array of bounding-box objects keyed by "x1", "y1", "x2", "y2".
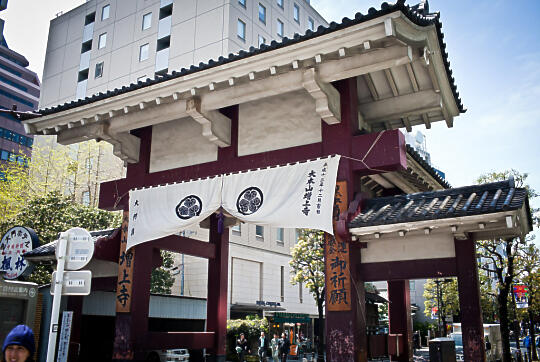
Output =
[
  {"x1": 455, "y1": 238, "x2": 485, "y2": 361},
  {"x1": 323, "y1": 78, "x2": 368, "y2": 362},
  {"x1": 206, "y1": 214, "x2": 229, "y2": 361},
  {"x1": 388, "y1": 280, "x2": 413, "y2": 362}
]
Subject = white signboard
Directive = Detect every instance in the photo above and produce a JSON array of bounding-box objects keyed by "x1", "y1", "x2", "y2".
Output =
[
  {"x1": 0, "y1": 226, "x2": 39, "y2": 279},
  {"x1": 57, "y1": 311, "x2": 73, "y2": 362},
  {"x1": 51, "y1": 270, "x2": 92, "y2": 295},
  {"x1": 56, "y1": 228, "x2": 94, "y2": 270}
]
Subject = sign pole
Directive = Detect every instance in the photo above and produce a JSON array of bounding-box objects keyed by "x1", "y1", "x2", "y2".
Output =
[{"x1": 47, "y1": 234, "x2": 67, "y2": 362}]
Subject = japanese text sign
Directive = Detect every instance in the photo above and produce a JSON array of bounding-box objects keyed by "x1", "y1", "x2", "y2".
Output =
[{"x1": 116, "y1": 211, "x2": 135, "y2": 313}]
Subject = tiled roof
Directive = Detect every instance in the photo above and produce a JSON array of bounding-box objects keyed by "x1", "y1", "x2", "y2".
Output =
[
  {"x1": 406, "y1": 144, "x2": 450, "y2": 189},
  {"x1": 23, "y1": 229, "x2": 117, "y2": 259},
  {"x1": 349, "y1": 179, "x2": 530, "y2": 228},
  {"x1": 37, "y1": 0, "x2": 464, "y2": 117}
]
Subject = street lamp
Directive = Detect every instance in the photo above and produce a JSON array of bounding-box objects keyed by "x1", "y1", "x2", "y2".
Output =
[{"x1": 434, "y1": 278, "x2": 453, "y2": 337}]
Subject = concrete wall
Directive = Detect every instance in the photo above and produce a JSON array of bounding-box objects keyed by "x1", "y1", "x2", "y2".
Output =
[{"x1": 40, "y1": 0, "x2": 327, "y2": 108}]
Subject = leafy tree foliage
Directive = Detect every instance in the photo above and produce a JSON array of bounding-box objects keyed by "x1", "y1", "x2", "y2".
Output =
[
  {"x1": 289, "y1": 229, "x2": 325, "y2": 361},
  {"x1": 0, "y1": 191, "x2": 120, "y2": 285},
  {"x1": 150, "y1": 251, "x2": 175, "y2": 294}
]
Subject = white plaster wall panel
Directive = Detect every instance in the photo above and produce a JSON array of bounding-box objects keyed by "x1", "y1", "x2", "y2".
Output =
[
  {"x1": 193, "y1": 42, "x2": 225, "y2": 66},
  {"x1": 112, "y1": 14, "x2": 136, "y2": 49},
  {"x1": 135, "y1": 7, "x2": 160, "y2": 38},
  {"x1": 136, "y1": 0, "x2": 159, "y2": 11},
  {"x1": 63, "y1": 40, "x2": 84, "y2": 71},
  {"x1": 47, "y1": 18, "x2": 69, "y2": 51},
  {"x1": 109, "y1": 46, "x2": 134, "y2": 81},
  {"x1": 150, "y1": 118, "x2": 218, "y2": 173},
  {"x1": 130, "y1": 35, "x2": 158, "y2": 72},
  {"x1": 360, "y1": 232, "x2": 456, "y2": 264},
  {"x1": 39, "y1": 74, "x2": 62, "y2": 108},
  {"x1": 116, "y1": 0, "x2": 138, "y2": 20},
  {"x1": 169, "y1": 19, "x2": 197, "y2": 59},
  {"x1": 93, "y1": 1, "x2": 116, "y2": 32},
  {"x1": 58, "y1": 67, "x2": 79, "y2": 100},
  {"x1": 93, "y1": 23, "x2": 115, "y2": 58},
  {"x1": 43, "y1": 47, "x2": 66, "y2": 79},
  {"x1": 194, "y1": 8, "x2": 225, "y2": 49},
  {"x1": 238, "y1": 90, "x2": 322, "y2": 156},
  {"x1": 86, "y1": 83, "x2": 109, "y2": 98},
  {"x1": 169, "y1": 52, "x2": 196, "y2": 72},
  {"x1": 228, "y1": 5, "x2": 252, "y2": 48},
  {"x1": 171, "y1": 0, "x2": 197, "y2": 24},
  {"x1": 231, "y1": 258, "x2": 261, "y2": 303},
  {"x1": 196, "y1": 0, "x2": 225, "y2": 15}
]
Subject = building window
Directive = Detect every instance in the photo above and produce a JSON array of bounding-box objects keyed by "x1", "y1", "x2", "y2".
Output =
[
  {"x1": 258, "y1": 3, "x2": 266, "y2": 24},
  {"x1": 0, "y1": 150, "x2": 8, "y2": 160},
  {"x1": 258, "y1": 35, "x2": 266, "y2": 47},
  {"x1": 139, "y1": 43, "x2": 149, "y2": 61},
  {"x1": 101, "y1": 4, "x2": 110, "y2": 21},
  {"x1": 308, "y1": 17, "x2": 314, "y2": 31},
  {"x1": 280, "y1": 266, "x2": 285, "y2": 302},
  {"x1": 293, "y1": 3, "x2": 300, "y2": 23},
  {"x1": 277, "y1": 19, "x2": 284, "y2": 37},
  {"x1": 84, "y1": 12, "x2": 96, "y2": 25},
  {"x1": 255, "y1": 225, "x2": 264, "y2": 239},
  {"x1": 82, "y1": 191, "x2": 90, "y2": 206},
  {"x1": 237, "y1": 19, "x2": 246, "y2": 41},
  {"x1": 238, "y1": 0, "x2": 246, "y2": 8},
  {"x1": 277, "y1": 0, "x2": 283, "y2": 8},
  {"x1": 232, "y1": 224, "x2": 241, "y2": 235},
  {"x1": 142, "y1": 12, "x2": 152, "y2": 30},
  {"x1": 98, "y1": 33, "x2": 107, "y2": 49},
  {"x1": 94, "y1": 62, "x2": 104, "y2": 78},
  {"x1": 276, "y1": 228, "x2": 284, "y2": 244}
]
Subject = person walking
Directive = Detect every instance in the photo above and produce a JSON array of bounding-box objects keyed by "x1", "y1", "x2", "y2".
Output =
[
  {"x1": 270, "y1": 333, "x2": 280, "y2": 362},
  {"x1": 278, "y1": 333, "x2": 290, "y2": 362},
  {"x1": 236, "y1": 333, "x2": 249, "y2": 362},
  {"x1": 2, "y1": 325, "x2": 35, "y2": 362},
  {"x1": 524, "y1": 333, "x2": 532, "y2": 362},
  {"x1": 258, "y1": 331, "x2": 269, "y2": 362}
]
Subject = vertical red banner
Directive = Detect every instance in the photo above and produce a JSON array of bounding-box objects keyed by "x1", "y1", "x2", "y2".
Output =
[
  {"x1": 116, "y1": 211, "x2": 135, "y2": 313},
  {"x1": 325, "y1": 181, "x2": 351, "y2": 312}
]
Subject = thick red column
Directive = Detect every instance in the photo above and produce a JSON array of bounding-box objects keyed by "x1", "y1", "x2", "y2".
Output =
[
  {"x1": 388, "y1": 280, "x2": 413, "y2": 362},
  {"x1": 206, "y1": 214, "x2": 229, "y2": 361},
  {"x1": 455, "y1": 238, "x2": 485, "y2": 361},
  {"x1": 323, "y1": 78, "x2": 368, "y2": 362}
]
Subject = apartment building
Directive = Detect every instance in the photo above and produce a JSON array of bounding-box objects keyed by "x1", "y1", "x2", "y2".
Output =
[
  {"x1": 40, "y1": 0, "x2": 327, "y2": 109},
  {"x1": 0, "y1": 0, "x2": 40, "y2": 168}
]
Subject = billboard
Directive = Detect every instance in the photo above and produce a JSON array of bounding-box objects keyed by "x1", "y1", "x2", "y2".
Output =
[{"x1": 513, "y1": 284, "x2": 529, "y2": 308}]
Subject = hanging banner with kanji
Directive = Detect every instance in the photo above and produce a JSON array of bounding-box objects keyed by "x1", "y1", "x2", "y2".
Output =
[
  {"x1": 325, "y1": 181, "x2": 351, "y2": 312},
  {"x1": 222, "y1": 156, "x2": 340, "y2": 233},
  {"x1": 116, "y1": 212, "x2": 135, "y2": 313},
  {"x1": 127, "y1": 156, "x2": 340, "y2": 250}
]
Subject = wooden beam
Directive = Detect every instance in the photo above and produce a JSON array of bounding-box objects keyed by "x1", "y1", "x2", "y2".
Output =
[
  {"x1": 363, "y1": 73, "x2": 379, "y2": 101},
  {"x1": 109, "y1": 132, "x2": 141, "y2": 164},
  {"x1": 108, "y1": 100, "x2": 187, "y2": 133},
  {"x1": 384, "y1": 68, "x2": 399, "y2": 97},
  {"x1": 422, "y1": 113, "x2": 431, "y2": 129},
  {"x1": 405, "y1": 63, "x2": 419, "y2": 92},
  {"x1": 360, "y1": 90, "x2": 441, "y2": 123},
  {"x1": 358, "y1": 257, "x2": 457, "y2": 282},
  {"x1": 185, "y1": 98, "x2": 231, "y2": 147},
  {"x1": 302, "y1": 67, "x2": 341, "y2": 125}
]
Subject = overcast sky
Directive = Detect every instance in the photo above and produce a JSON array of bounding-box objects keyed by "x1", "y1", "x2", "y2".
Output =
[{"x1": 2, "y1": 0, "x2": 539, "y2": 231}]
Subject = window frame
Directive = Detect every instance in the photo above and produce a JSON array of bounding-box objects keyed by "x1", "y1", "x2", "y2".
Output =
[
  {"x1": 238, "y1": 0, "x2": 246, "y2": 8},
  {"x1": 94, "y1": 61, "x2": 104, "y2": 78},
  {"x1": 293, "y1": 3, "x2": 300, "y2": 23},
  {"x1": 237, "y1": 18, "x2": 246, "y2": 41},
  {"x1": 277, "y1": 19, "x2": 284, "y2": 37},
  {"x1": 255, "y1": 225, "x2": 264, "y2": 239},
  {"x1": 308, "y1": 17, "x2": 314, "y2": 31},
  {"x1": 277, "y1": 0, "x2": 283, "y2": 9},
  {"x1": 139, "y1": 43, "x2": 150, "y2": 62},
  {"x1": 98, "y1": 32, "x2": 107, "y2": 49},
  {"x1": 258, "y1": 3, "x2": 266, "y2": 24},
  {"x1": 101, "y1": 4, "x2": 110, "y2": 21},
  {"x1": 142, "y1": 12, "x2": 152, "y2": 30},
  {"x1": 276, "y1": 227, "x2": 284, "y2": 243}
]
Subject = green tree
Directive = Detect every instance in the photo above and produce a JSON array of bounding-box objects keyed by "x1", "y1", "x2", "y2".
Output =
[
  {"x1": 476, "y1": 169, "x2": 538, "y2": 362},
  {"x1": 0, "y1": 191, "x2": 120, "y2": 284},
  {"x1": 150, "y1": 251, "x2": 175, "y2": 294},
  {"x1": 289, "y1": 229, "x2": 325, "y2": 361},
  {"x1": 423, "y1": 278, "x2": 459, "y2": 334}
]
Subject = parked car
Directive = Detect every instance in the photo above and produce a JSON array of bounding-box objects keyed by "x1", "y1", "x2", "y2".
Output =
[{"x1": 146, "y1": 349, "x2": 190, "y2": 362}]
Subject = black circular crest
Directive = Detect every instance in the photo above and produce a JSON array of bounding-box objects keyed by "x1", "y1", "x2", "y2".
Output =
[
  {"x1": 236, "y1": 187, "x2": 264, "y2": 215},
  {"x1": 176, "y1": 195, "x2": 203, "y2": 220}
]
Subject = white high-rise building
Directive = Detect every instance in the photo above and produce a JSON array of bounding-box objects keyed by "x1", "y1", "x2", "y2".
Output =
[{"x1": 40, "y1": 0, "x2": 327, "y2": 108}]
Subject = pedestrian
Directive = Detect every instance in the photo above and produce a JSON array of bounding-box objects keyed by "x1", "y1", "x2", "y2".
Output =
[
  {"x1": 278, "y1": 333, "x2": 290, "y2": 362},
  {"x1": 2, "y1": 325, "x2": 35, "y2": 362},
  {"x1": 270, "y1": 333, "x2": 280, "y2": 362},
  {"x1": 258, "y1": 331, "x2": 269, "y2": 362},
  {"x1": 524, "y1": 334, "x2": 531, "y2": 362},
  {"x1": 236, "y1": 333, "x2": 249, "y2": 362}
]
